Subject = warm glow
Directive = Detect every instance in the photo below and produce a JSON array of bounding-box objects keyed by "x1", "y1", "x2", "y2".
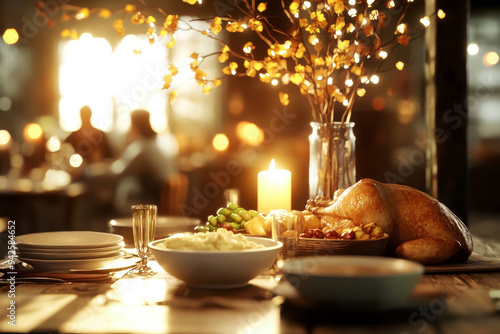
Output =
[
  {"x1": 212, "y1": 133, "x2": 229, "y2": 152},
  {"x1": 467, "y1": 43, "x2": 479, "y2": 56},
  {"x1": 370, "y1": 75, "x2": 380, "y2": 84},
  {"x1": 420, "y1": 16, "x2": 430, "y2": 27},
  {"x1": 69, "y1": 154, "x2": 84, "y2": 168},
  {"x1": 236, "y1": 121, "x2": 264, "y2": 146},
  {"x1": 371, "y1": 96, "x2": 386, "y2": 111},
  {"x1": 396, "y1": 23, "x2": 407, "y2": 34},
  {"x1": 46, "y1": 136, "x2": 62, "y2": 152},
  {"x1": 24, "y1": 123, "x2": 43, "y2": 141},
  {"x1": 257, "y1": 159, "x2": 292, "y2": 213},
  {"x1": 437, "y1": 10, "x2": 446, "y2": 19},
  {"x1": 59, "y1": 34, "x2": 114, "y2": 132},
  {"x1": 43, "y1": 169, "x2": 71, "y2": 190},
  {"x1": 269, "y1": 159, "x2": 276, "y2": 170},
  {"x1": 0, "y1": 130, "x2": 11, "y2": 146},
  {"x1": 3, "y1": 28, "x2": 19, "y2": 45},
  {"x1": 379, "y1": 50, "x2": 388, "y2": 59},
  {"x1": 395, "y1": 61, "x2": 405, "y2": 71},
  {"x1": 483, "y1": 52, "x2": 499, "y2": 67},
  {"x1": 345, "y1": 79, "x2": 353, "y2": 87}
]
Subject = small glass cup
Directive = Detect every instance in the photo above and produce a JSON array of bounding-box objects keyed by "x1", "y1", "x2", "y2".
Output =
[
  {"x1": 131, "y1": 204, "x2": 157, "y2": 276},
  {"x1": 270, "y1": 210, "x2": 304, "y2": 272}
]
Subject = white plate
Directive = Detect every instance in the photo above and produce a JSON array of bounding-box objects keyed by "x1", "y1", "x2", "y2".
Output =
[
  {"x1": 17, "y1": 249, "x2": 124, "y2": 260},
  {"x1": 15, "y1": 231, "x2": 124, "y2": 249},
  {"x1": 15, "y1": 243, "x2": 124, "y2": 254},
  {"x1": 18, "y1": 253, "x2": 125, "y2": 271}
]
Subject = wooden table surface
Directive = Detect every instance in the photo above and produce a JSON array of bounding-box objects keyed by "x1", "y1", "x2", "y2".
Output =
[{"x1": 1, "y1": 235, "x2": 500, "y2": 334}]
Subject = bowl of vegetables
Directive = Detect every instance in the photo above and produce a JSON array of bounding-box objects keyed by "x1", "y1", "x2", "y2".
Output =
[{"x1": 194, "y1": 203, "x2": 260, "y2": 233}]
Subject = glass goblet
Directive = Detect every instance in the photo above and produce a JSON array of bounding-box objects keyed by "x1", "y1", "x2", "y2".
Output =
[{"x1": 131, "y1": 204, "x2": 157, "y2": 276}]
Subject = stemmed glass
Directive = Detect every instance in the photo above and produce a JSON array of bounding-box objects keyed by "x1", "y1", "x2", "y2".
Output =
[{"x1": 130, "y1": 204, "x2": 157, "y2": 276}]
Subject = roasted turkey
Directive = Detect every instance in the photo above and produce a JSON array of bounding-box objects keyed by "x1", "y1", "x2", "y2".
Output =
[{"x1": 306, "y1": 178, "x2": 473, "y2": 265}]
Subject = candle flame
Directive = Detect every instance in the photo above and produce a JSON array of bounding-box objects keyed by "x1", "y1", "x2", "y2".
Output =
[{"x1": 269, "y1": 159, "x2": 276, "y2": 170}]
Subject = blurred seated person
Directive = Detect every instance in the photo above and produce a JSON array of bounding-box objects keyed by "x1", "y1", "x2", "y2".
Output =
[
  {"x1": 64, "y1": 105, "x2": 113, "y2": 165},
  {"x1": 110, "y1": 109, "x2": 178, "y2": 215}
]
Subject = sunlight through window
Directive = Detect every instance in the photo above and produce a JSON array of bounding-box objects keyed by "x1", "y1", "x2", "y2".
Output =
[{"x1": 58, "y1": 33, "x2": 113, "y2": 132}]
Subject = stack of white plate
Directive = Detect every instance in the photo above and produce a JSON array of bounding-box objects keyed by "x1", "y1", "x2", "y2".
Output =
[{"x1": 15, "y1": 231, "x2": 125, "y2": 271}]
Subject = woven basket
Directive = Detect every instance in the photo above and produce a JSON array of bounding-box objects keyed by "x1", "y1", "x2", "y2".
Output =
[{"x1": 297, "y1": 234, "x2": 389, "y2": 257}]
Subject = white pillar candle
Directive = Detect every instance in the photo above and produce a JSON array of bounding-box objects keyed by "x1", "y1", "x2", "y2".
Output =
[{"x1": 258, "y1": 159, "x2": 291, "y2": 213}]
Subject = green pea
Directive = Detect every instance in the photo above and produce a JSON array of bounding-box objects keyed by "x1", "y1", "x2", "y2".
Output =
[
  {"x1": 239, "y1": 211, "x2": 252, "y2": 221},
  {"x1": 229, "y1": 212, "x2": 243, "y2": 223},
  {"x1": 227, "y1": 203, "x2": 239, "y2": 210},
  {"x1": 249, "y1": 210, "x2": 259, "y2": 217},
  {"x1": 232, "y1": 207, "x2": 245, "y2": 214},
  {"x1": 208, "y1": 215, "x2": 218, "y2": 226},
  {"x1": 230, "y1": 222, "x2": 241, "y2": 230},
  {"x1": 217, "y1": 214, "x2": 226, "y2": 224},
  {"x1": 217, "y1": 207, "x2": 232, "y2": 217},
  {"x1": 194, "y1": 225, "x2": 208, "y2": 233},
  {"x1": 207, "y1": 224, "x2": 218, "y2": 231},
  {"x1": 240, "y1": 220, "x2": 247, "y2": 227}
]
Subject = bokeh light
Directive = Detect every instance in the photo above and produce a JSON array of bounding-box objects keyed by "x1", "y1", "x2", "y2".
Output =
[
  {"x1": 371, "y1": 97, "x2": 386, "y2": 111},
  {"x1": 24, "y1": 123, "x2": 43, "y2": 141},
  {"x1": 212, "y1": 133, "x2": 229, "y2": 152},
  {"x1": 0, "y1": 130, "x2": 11, "y2": 146},
  {"x1": 69, "y1": 154, "x2": 83, "y2": 168},
  {"x1": 483, "y1": 52, "x2": 499, "y2": 67},
  {"x1": 236, "y1": 121, "x2": 264, "y2": 146},
  {"x1": 46, "y1": 136, "x2": 62, "y2": 152},
  {"x1": 467, "y1": 43, "x2": 479, "y2": 56},
  {"x1": 2, "y1": 28, "x2": 19, "y2": 45}
]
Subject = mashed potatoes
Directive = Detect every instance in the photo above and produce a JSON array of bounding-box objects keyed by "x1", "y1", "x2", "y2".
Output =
[{"x1": 159, "y1": 228, "x2": 264, "y2": 251}]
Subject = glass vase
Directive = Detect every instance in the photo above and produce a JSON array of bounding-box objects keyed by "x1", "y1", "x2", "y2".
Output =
[{"x1": 309, "y1": 122, "x2": 356, "y2": 200}]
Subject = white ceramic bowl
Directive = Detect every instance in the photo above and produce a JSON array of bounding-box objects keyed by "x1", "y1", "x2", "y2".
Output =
[
  {"x1": 150, "y1": 236, "x2": 282, "y2": 288},
  {"x1": 109, "y1": 216, "x2": 201, "y2": 246},
  {"x1": 280, "y1": 256, "x2": 424, "y2": 309}
]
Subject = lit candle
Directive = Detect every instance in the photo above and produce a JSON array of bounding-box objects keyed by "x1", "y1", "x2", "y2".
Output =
[{"x1": 258, "y1": 159, "x2": 291, "y2": 213}]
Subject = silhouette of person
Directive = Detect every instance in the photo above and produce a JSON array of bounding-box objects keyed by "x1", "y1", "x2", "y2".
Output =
[
  {"x1": 111, "y1": 109, "x2": 178, "y2": 214},
  {"x1": 65, "y1": 106, "x2": 113, "y2": 165}
]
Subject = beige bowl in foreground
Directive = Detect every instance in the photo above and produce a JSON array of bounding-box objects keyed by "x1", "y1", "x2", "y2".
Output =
[
  {"x1": 280, "y1": 255, "x2": 424, "y2": 309},
  {"x1": 150, "y1": 236, "x2": 282, "y2": 288}
]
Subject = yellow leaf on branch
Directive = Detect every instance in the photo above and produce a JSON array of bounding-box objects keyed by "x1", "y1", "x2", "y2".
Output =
[
  {"x1": 113, "y1": 19, "x2": 124, "y2": 35},
  {"x1": 98, "y1": 9, "x2": 112, "y2": 18},
  {"x1": 75, "y1": 8, "x2": 89, "y2": 20},
  {"x1": 164, "y1": 15, "x2": 178, "y2": 33},
  {"x1": 124, "y1": 4, "x2": 136, "y2": 13},
  {"x1": 211, "y1": 17, "x2": 222, "y2": 35},
  {"x1": 169, "y1": 63, "x2": 179, "y2": 76},
  {"x1": 169, "y1": 91, "x2": 178, "y2": 103},
  {"x1": 279, "y1": 92, "x2": 289, "y2": 106}
]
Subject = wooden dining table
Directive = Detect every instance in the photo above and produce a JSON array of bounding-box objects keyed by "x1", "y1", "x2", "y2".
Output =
[{"x1": 1, "y1": 235, "x2": 500, "y2": 334}]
